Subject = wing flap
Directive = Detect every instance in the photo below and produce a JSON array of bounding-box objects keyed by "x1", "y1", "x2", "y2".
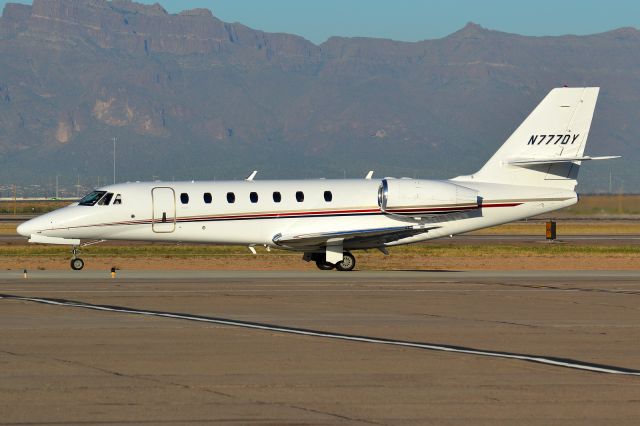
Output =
[{"x1": 273, "y1": 225, "x2": 439, "y2": 249}]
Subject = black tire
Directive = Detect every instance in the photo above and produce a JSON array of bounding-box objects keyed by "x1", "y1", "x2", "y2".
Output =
[
  {"x1": 335, "y1": 252, "x2": 356, "y2": 271},
  {"x1": 70, "y1": 258, "x2": 84, "y2": 271},
  {"x1": 316, "y1": 260, "x2": 335, "y2": 270}
]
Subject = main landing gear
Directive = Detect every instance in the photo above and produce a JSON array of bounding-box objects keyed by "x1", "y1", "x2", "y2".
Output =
[
  {"x1": 308, "y1": 252, "x2": 356, "y2": 272},
  {"x1": 70, "y1": 246, "x2": 84, "y2": 271},
  {"x1": 335, "y1": 252, "x2": 356, "y2": 271}
]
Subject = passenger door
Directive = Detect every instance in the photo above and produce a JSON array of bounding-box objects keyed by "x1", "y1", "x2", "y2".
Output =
[{"x1": 151, "y1": 187, "x2": 176, "y2": 233}]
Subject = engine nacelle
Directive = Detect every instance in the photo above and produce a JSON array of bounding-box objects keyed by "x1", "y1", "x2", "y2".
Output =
[{"x1": 378, "y1": 179, "x2": 479, "y2": 216}]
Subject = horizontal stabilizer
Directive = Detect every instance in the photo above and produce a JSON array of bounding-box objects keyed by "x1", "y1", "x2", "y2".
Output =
[{"x1": 507, "y1": 155, "x2": 620, "y2": 166}]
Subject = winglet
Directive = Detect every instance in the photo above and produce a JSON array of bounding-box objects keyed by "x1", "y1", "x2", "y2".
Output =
[
  {"x1": 245, "y1": 170, "x2": 258, "y2": 181},
  {"x1": 365, "y1": 171, "x2": 374, "y2": 179}
]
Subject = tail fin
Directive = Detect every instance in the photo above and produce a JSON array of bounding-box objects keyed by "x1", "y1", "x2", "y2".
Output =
[{"x1": 462, "y1": 87, "x2": 601, "y2": 189}]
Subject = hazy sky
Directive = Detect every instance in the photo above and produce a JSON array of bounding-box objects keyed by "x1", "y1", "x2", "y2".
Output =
[{"x1": 1, "y1": 0, "x2": 639, "y2": 44}]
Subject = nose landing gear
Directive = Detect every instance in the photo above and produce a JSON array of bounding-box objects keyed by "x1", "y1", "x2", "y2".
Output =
[{"x1": 70, "y1": 247, "x2": 84, "y2": 271}]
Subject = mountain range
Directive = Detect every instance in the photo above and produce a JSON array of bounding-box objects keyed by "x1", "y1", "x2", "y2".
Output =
[{"x1": 0, "y1": 0, "x2": 638, "y2": 193}]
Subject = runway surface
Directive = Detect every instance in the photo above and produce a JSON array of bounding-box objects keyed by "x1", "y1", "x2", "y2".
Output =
[{"x1": 2, "y1": 270, "x2": 640, "y2": 425}]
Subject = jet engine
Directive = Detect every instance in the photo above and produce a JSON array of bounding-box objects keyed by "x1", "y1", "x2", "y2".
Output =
[{"x1": 378, "y1": 179, "x2": 479, "y2": 216}]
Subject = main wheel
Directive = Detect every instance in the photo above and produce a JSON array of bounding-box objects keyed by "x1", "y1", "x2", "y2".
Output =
[
  {"x1": 316, "y1": 260, "x2": 335, "y2": 270},
  {"x1": 70, "y1": 258, "x2": 85, "y2": 271},
  {"x1": 335, "y1": 252, "x2": 356, "y2": 271}
]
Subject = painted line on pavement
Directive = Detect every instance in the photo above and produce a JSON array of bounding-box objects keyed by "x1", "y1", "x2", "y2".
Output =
[{"x1": 1, "y1": 293, "x2": 639, "y2": 377}]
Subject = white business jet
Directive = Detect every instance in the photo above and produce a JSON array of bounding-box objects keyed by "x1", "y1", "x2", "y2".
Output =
[{"x1": 18, "y1": 87, "x2": 618, "y2": 271}]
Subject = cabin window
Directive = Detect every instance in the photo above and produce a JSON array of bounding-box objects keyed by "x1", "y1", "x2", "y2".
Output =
[
  {"x1": 180, "y1": 193, "x2": 189, "y2": 204},
  {"x1": 296, "y1": 191, "x2": 304, "y2": 202},
  {"x1": 227, "y1": 192, "x2": 235, "y2": 203},
  {"x1": 324, "y1": 191, "x2": 333, "y2": 202},
  {"x1": 250, "y1": 192, "x2": 258, "y2": 203},
  {"x1": 113, "y1": 194, "x2": 122, "y2": 205},
  {"x1": 98, "y1": 192, "x2": 114, "y2": 206},
  {"x1": 273, "y1": 191, "x2": 281, "y2": 203},
  {"x1": 79, "y1": 190, "x2": 107, "y2": 206},
  {"x1": 203, "y1": 192, "x2": 212, "y2": 204}
]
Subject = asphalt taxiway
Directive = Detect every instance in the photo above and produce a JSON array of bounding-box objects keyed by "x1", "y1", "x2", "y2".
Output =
[{"x1": 1, "y1": 270, "x2": 640, "y2": 425}]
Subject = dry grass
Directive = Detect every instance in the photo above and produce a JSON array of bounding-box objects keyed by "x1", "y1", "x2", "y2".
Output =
[
  {"x1": 0, "y1": 223, "x2": 17, "y2": 234},
  {"x1": 1, "y1": 195, "x2": 637, "y2": 271},
  {"x1": 470, "y1": 221, "x2": 640, "y2": 235},
  {"x1": 1, "y1": 242, "x2": 638, "y2": 258},
  {"x1": 2, "y1": 242, "x2": 639, "y2": 271},
  {"x1": 0, "y1": 200, "x2": 70, "y2": 214}
]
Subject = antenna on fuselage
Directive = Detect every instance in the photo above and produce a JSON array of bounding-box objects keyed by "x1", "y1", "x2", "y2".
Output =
[
  {"x1": 365, "y1": 171, "x2": 374, "y2": 179},
  {"x1": 245, "y1": 170, "x2": 258, "y2": 181}
]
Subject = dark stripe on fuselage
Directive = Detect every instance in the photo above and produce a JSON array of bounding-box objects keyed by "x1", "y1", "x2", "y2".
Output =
[{"x1": 53, "y1": 202, "x2": 524, "y2": 232}]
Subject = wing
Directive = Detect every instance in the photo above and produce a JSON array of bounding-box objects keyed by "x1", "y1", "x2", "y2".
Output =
[{"x1": 272, "y1": 225, "x2": 440, "y2": 250}]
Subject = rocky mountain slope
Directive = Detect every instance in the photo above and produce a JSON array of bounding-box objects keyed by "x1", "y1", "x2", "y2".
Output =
[{"x1": 0, "y1": 0, "x2": 638, "y2": 192}]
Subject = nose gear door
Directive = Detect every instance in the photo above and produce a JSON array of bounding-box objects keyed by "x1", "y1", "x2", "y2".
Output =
[{"x1": 152, "y1": 187, "x2": 176, "y2": 233}]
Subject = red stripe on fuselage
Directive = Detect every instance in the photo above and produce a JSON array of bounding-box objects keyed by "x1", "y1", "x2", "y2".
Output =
[{"x1": 56, "y1": 203, "x2": 524, "y2": 231}]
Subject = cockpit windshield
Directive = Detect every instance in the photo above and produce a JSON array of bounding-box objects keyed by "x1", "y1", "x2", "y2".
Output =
[
  {"x1": 79, "y1": 190, "x2": 107, "y2": 206},
  {"x1": 98, "y1": 193, "x2": 114, "y2": 205}
]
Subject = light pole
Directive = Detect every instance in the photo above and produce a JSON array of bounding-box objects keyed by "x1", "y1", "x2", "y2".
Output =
[{"x1": 112, "y1": 137, "x2": 117, "y2": 184}]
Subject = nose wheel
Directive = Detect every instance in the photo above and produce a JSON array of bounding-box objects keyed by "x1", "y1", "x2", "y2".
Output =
[
  {"x1": 70, "y1": 247, "x2": 84, "y2": 271},
  {"x1": 70, "y1": 258, "x2": 85, "y2": 270}
]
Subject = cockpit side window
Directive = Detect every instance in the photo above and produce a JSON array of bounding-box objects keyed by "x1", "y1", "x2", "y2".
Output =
[
  {"x1": 79, "y1": 190, "x2": 107, "y2": 206},
  {"x1": 113, "y1": 194, "x2": 122, "y2": 205},
  {"x1": 98, "y1": 193, "x2": 114, "y2": 206}
]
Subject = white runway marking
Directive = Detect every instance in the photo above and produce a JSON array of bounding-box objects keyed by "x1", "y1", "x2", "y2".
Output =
[{"x1": 2, "y1": 293, "x2": 639, "y2": 377}]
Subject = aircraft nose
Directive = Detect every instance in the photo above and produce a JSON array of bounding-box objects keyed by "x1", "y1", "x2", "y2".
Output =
[{"x1": 17, "y1": 219, "x2": 38, "y2": 237}]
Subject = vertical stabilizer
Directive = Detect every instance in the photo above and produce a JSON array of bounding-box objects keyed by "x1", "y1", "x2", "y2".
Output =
[{"x1": 461, "y1": 87, "x2": 600, "y2": 189}]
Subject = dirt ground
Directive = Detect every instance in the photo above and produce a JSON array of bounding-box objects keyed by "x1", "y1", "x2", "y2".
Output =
[
  {"x1": 3, "y1": 250, "x2": 640, "y2": 272},
  {"x1": 2, "y1": 218, "x2": 639, "y2": 271}
]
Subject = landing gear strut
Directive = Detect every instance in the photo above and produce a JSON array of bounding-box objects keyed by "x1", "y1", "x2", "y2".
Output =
[{"x1": 70, "y1": 246, "x2": 84, "y2": 271}]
